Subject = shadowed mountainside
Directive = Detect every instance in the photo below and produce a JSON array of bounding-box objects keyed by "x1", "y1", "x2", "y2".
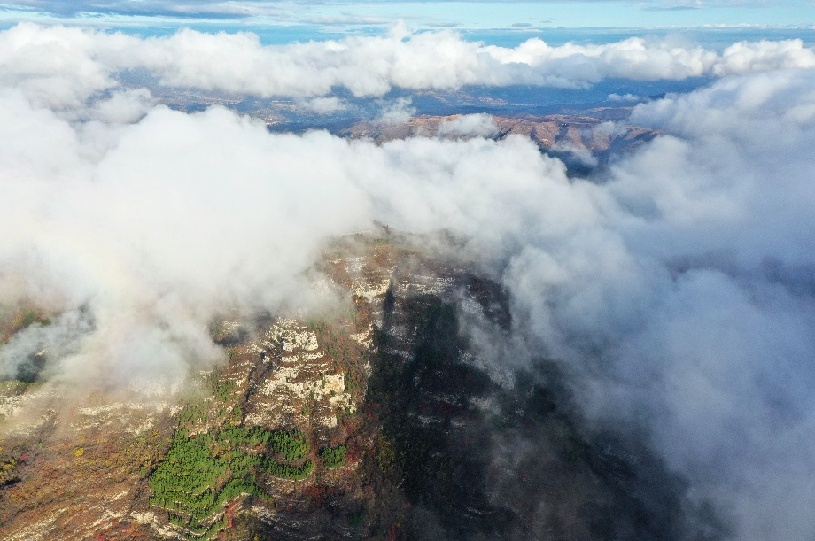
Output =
[{"x1": 0, "y1": 230, "x2": 723, "y2": 540}]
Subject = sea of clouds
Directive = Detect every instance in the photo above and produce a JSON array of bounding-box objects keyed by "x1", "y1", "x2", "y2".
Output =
[{"x1": 1, "y1": 23, "x2": 814, "y2": 539}]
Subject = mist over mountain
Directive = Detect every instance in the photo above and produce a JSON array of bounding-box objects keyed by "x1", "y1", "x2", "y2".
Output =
[{"x1": 0, "y1": 23, "x2": 814, "y2": 540}]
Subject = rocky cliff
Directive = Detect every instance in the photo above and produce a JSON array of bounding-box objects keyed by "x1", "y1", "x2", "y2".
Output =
[{"x1": 0, "y1": 228, "x2": 720, "y2": 540}]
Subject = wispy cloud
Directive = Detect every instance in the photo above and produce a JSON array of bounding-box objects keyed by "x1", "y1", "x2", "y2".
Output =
[
  {"x1": 642, "y1": 5, "x2": 700, "y2": 11},
  {"x1": 0, "y1": 0, "x2": 809, "y2": 27}
]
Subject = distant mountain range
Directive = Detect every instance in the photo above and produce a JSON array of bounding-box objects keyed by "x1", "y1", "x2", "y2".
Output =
[{"x1": 342, "y1": 113, "x2": 658, "y2": 176}]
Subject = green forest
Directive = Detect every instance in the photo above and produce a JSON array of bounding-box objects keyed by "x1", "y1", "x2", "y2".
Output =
[{"x1": 149, "y1": 426, "x2": 314, "y2": 537}]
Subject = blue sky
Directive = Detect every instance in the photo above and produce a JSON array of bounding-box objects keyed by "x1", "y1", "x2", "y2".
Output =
[{"x1": 1, "y1": 1, "x2": 814, "y2": 31}]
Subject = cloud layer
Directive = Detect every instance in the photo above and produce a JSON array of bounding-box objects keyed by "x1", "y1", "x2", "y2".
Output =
[
  {"x1": 2, "y1": 23, "x2": 814, "y2": 109},
  {"x1": 503, "y1": 68, "x2": 815, "y2": 539},
  {"x1": 1, "y1": 22, "x2": 815, "y2": 539}
]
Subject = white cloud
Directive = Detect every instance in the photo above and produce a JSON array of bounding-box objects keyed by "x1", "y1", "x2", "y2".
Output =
[
  {"x1": 376, "y1": 96, "x2": 415, "y2": 124},
  {"x1": 438, "y1": 113, "x2": 499, "y2": 138},
  {"x1": 715, "y1": 38, "x2": 815, "y2": 76},
  {"x1": 505, "y1": 66, "x2": 815, "y2": 539},
  {"x1": 2, "y1": 23, "x2": 814, "y2": 108},
  {"x1": 0, "y1": 24, "x2": 123, "y2": 108},
  {"x1": 608, "y1": 92, "x2": 642, "y2": 102},
  {"x1": 0, "y1": 99, "x2": 374, "y2": 389},
  {"x1": 297, "y1": 96, "x2": 348, "y2": 114}
]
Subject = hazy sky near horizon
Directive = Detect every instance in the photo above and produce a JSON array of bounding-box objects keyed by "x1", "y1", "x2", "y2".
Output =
[{"x1": 1, "y1": 0, "x2": 814, "y2": 31}]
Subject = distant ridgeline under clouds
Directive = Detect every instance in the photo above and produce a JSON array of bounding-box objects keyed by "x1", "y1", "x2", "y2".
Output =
[{"x1": 2, "y1": 20, "x2": 815, "y2": 541}]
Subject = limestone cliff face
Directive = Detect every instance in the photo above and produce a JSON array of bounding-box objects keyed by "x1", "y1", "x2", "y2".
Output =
[{"x1": 0, "y1": 232, "x2": 462, "y2": 540}]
